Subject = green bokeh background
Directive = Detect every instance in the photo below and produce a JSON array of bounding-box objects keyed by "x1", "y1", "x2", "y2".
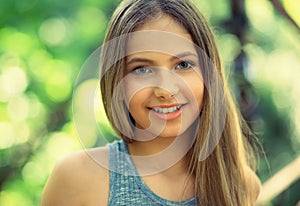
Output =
[{"x1": 0, "y1": 0, "x2": 299, "y2": 205}]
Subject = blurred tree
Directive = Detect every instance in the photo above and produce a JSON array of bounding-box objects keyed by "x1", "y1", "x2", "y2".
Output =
[
  {"x1": 0, "y1": 0, "x2": 299, "y2": 205},
  {"x1": 269, "y1": 0, "x2": 300, "y2": 32}
]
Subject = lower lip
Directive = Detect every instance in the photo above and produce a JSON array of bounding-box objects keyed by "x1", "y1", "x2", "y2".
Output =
[{"x1": 150, "y1": 107, "x2": 183, "y2": 120}]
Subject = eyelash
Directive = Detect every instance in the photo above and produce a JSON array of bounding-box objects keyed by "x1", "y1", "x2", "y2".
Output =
[
  {"x1": 175, "y1": 61, "x2": 195, "y2": 70},
  {"x1": 131, "y1": 61, "x2": 195, "y2": 75},
  {"x1": 131, "y1": 66, "x2": 152, "y2": 75}
]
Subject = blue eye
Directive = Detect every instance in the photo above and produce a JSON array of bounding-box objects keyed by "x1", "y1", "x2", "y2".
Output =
[
  {"x1": 176, "y1": 61, "x2": 194, "y2": 70},
  {"x1": 132, "y1": 66, "x2": 152, "y2": 75}
]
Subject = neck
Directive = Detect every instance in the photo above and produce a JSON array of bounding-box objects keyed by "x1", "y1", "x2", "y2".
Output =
[
  {"x1": 127, "y1": 124, "x2": 197, "y2": 176},
  {"x1": 128, "y1": 135, "x2": 177, "y2": 156}
]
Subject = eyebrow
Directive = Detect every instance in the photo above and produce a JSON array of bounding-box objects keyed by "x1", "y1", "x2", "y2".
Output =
[
  {"x1": 126, "y1": 58, "x2": 154, "y2": 66},
  {"x1": 126, "y1": 51, "x2": 198, "y2": 66},
  {"x1": 172, "y1": 51, "x2": 198, "y2": 61}
]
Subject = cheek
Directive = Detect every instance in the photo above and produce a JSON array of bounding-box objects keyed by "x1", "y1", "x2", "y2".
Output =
[
  {"x1": 195, "y1": 83, "x2": 204, "y2": 109},
  {"x1": 184, "y1": 75, "x2": 204, "y2": 109},
  {"x1": 127, "y1": 89, "x2": 153, "y2": 130},
  {"x1": 126, "y1": 88, "x2": 152, "y2": 115},
  {"x1": 128, "y1": 93, "x2": 144, "y2": 110},
  {"x1": 124, "y1": 75, "x2": 152, "y2": 104}
]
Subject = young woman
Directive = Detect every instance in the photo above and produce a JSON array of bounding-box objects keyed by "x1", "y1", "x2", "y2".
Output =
[{"x1": 41, "y1": 0, "x2": 261, "y2": 205}]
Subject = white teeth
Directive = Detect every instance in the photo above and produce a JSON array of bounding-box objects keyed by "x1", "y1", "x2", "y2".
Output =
[{"x1": 152, "y1": 105, "x2": 182, "y2": 114}]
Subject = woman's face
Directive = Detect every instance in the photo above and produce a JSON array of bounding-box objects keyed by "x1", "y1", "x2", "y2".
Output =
[{"x1": 123, "y1": 14, "x2": 204, "y2": 139}]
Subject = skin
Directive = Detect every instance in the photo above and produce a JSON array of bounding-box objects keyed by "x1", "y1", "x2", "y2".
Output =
[
  {"x1": 124, "y1": 14, "x2": 204, "y2": 155},
  {"x1": 41, "y1": 14, "x2": 261, "y2": 205},
  {"x1": 41, "y1": 147, "x2": 110, "y2": 206}
]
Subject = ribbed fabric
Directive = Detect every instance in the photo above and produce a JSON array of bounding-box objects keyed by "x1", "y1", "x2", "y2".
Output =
[{"x1": 108, "y1": 140, "x2": 197, "y2": 206}]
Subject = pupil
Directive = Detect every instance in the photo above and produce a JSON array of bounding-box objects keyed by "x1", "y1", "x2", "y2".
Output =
[
  {"x1": 180, "y1": 62, "x2": 188, "y2": 68},
  {"x1": 139, "y1": 67, "x2": 146, "y2": 73}
]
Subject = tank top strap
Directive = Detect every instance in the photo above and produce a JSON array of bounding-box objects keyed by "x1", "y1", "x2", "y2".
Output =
[{"x1": 108, "y1": 139, "x2": 137, "y2": 176}]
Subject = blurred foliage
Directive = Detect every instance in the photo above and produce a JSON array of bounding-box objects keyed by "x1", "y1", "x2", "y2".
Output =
[{"x1": 0, "y1": 0, "x2": 299, "y2": 205}]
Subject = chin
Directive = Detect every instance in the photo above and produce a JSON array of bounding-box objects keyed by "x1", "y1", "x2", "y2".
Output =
[{"x1": 153, "y1": 127, "x2": 189, "y2": 139}]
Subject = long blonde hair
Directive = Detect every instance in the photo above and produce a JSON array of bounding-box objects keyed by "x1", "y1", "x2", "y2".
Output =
[{"x1": 100, "y1": 0, "x2": 256, "y2": 205}]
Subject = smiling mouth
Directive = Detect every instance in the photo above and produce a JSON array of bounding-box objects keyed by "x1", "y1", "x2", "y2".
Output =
[{"x1": 149, "y1": 104, "x2": 185, "y2": 114}]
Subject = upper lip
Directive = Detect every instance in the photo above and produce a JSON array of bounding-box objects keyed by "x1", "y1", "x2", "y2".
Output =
[{"x1": 149, "y1": 103, "x2": 186, "y2": 109}]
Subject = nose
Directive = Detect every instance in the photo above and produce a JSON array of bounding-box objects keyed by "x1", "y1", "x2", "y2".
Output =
[{"x1": 153, "y1": 70, "x2": 179, "y2": 99}]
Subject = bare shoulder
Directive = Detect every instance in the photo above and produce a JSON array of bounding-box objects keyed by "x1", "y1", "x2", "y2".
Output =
[
  {"x1": 245, "y1": 166, "x2": 262, "y2": 205},
  {"x1": 41, "y1": 146, "x2": 110, "y2": 206}
]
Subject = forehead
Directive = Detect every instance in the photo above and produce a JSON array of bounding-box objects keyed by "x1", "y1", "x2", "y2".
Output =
[
  {"x1": 135, "y1": 14, "x2": 190, "y2": 36},
  {"x1": 126, "y1": 14, "x2": 196, "y2": 57}
]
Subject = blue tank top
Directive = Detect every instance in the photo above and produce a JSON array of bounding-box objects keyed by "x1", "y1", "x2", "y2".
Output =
[{"x1": 108, "y1": 140, "x2": 197, "y2": 206}]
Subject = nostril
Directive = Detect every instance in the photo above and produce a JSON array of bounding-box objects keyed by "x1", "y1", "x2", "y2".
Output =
[
  {"x1": 153, "y1": 86, "x2": 179, "y2": 99},
  {"x1": 153, "y1": 69, "x2": 180, "y2": 99}
]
